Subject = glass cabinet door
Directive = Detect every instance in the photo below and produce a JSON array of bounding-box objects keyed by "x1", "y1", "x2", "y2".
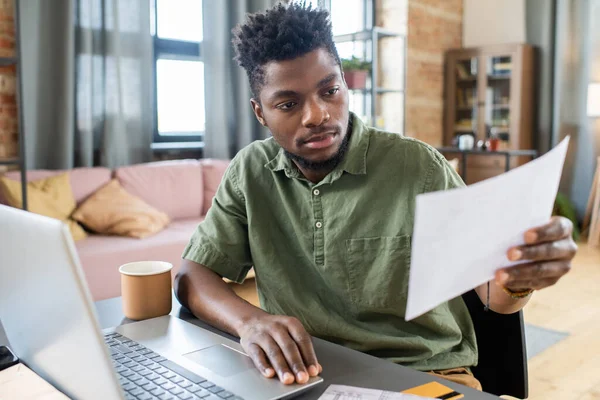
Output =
[
  {"x1": 484, "y1": 55, "x2": 512, "y2": 148},
  {"x1": 454, "y1": 57, "x2": 479, "y2": 143}
]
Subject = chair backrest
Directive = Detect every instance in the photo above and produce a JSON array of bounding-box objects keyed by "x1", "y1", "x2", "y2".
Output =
[{"x1": 461, "y1": 289, "x2": 528, "y2": 399}]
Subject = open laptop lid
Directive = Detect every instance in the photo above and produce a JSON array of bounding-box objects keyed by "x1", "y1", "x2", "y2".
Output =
[{"x1": 0, "y1": 205, "x2": 124, "y2": 399}]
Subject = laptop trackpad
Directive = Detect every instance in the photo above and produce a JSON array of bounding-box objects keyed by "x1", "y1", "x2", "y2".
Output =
[{"x1": 183, "y1": 344, "x2": 255, "y2": 377}]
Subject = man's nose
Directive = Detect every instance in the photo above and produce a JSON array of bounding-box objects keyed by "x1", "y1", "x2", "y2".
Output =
[{"x1": 302, "y1": 99, "x2": 330, "y2": 128}]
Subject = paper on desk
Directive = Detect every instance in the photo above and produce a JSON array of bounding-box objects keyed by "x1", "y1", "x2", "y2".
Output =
[
  {"x1": 405, "y1": 137, "x2": 570, "y2": 321},
  {"x1": 318, "y1": 384, "x2": 433, "y2": 400}
]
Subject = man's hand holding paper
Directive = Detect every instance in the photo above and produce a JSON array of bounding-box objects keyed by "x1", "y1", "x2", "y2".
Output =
[{"x1": 406, "y1": 137, "x2": 577, "y2": 320}]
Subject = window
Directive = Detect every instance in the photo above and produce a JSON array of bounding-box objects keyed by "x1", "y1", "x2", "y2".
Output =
[
  {"x1": 151, "y1": 0, "x2": 204, "y2": 144},
  {"x1": 331, "y1": 0, "x2": 366, "y2": 36}
]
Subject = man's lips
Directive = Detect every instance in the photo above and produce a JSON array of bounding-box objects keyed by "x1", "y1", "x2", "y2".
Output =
[{"x1": 302, "y1": 132, "x2": 336, "y2": 149}]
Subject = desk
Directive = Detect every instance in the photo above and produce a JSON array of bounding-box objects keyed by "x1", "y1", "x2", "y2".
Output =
[
  {"x1": 436, "y1": 147, "x2": 538, "y2": 183},
  {"x1": 0, "y1": 298, "x2": 499, "y2": 399},
  {"x1": 92, "y1": 296, "x2": 499, "y2": 400}
]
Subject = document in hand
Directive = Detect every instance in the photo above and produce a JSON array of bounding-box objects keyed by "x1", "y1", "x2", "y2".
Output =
[{"x1": 405, "y1": 137, "x2": 570, "y2": 321}]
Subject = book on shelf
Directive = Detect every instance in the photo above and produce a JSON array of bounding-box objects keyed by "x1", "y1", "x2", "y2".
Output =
[
  {"x1": 456, "y1": 63, "x2": 471, "y2": 79},
  {"x1": 493, "y1": 62, "x2": 512, "y2": 71},
  {"x1": 456, "y1": 88, "x2": 464, "y2": 107},
  {"x1": 456, "y1": 88, "x2": 476, "y2": 108},
  {"x1": 455, "y1": 119, "x2": 474, "y2": 131}
]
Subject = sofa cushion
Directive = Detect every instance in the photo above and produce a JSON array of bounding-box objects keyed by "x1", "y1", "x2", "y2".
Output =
[
  {"x1": 73, "y1": 179, "x2": 170, "y2": 239},
  {"x1": 0, "y1": 167, "x2": 111, "y2": 206},
  {"x1": 0, "y1": 173, "x2": 87, "y2": 241},
  {"x1": 115, "y1": 160, "x2": 204, "y2": 220},
  {"x1": 76, "y1": 217, "x2": 203, "y2": 301},
  {"x1": 200, "y1": 159, "x2": 230, "y2": 215}
]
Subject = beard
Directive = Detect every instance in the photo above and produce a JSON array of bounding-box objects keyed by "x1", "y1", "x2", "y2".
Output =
[{"x1": 283, "y1": 118, "x2": 353, "y2": 171}]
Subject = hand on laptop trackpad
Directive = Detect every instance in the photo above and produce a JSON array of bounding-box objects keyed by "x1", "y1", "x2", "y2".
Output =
[{"x1": 183, "y1": 344, "x2": 255, "y2": 377}]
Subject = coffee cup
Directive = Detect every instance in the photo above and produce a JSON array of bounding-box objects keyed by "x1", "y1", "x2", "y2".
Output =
[{"x1": 119, "y1": 261, "x2": 173, "y2": 320}]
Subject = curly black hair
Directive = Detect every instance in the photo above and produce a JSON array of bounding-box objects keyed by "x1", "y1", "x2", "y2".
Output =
[{"x1": 232, "y1": 1, "x2": 341, "y2": 99}]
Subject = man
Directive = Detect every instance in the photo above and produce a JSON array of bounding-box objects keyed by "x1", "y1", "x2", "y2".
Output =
[{"x1": 175, "y1": 3, "x2": 577, "y2": 390}]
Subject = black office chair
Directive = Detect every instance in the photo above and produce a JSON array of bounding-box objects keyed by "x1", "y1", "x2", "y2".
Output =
[{"x1": 461, "y1": 289, "x2": 528, "y2": 399}]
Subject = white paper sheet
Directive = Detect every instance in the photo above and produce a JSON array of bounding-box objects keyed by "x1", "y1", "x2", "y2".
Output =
[
  {"x1": 317, "y1": 384, "x2": 432, "y2": 400},
  {"x1": 405, "y1": 137, "x2": 570, "y2": 321}
]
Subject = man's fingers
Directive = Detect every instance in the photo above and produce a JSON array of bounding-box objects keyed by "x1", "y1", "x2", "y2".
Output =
[
  {"x1": 271, "y1": 325, "x2": 309, "y2": 384},
  {"x1": 496, "y1": 260, "x2": 571, "y2": 286},
  {"x1": 246, "y1": 343, "x2": 275, "y2": 378},
  {"x1": 507, "y1": 238, "x2": 577, "y2": 262},
  {"x1": 524, "y1": 216, "x2": 572, "y2": 244},
  {"x1": 258, "y1": 336, "x2": 295, "y2": 385},
  {"x1": 287, "y1": 318, "x2": 320, "y2": 377}
]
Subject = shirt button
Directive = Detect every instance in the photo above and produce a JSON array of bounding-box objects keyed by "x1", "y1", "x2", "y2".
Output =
[
  {"x1": 315, "y1": 221, "x2": 323, "y2": 229},
  {"x1": 313, "y1": 189, "x2": 320, "y2": 196}
]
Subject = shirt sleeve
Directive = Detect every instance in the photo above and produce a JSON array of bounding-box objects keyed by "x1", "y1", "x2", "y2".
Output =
[
  {"x1": 424, "y1": 150, "x2": 466, "y2": 193},
  {"x1": 181, "y1": 162, "x2": 253, "y2": 283}
]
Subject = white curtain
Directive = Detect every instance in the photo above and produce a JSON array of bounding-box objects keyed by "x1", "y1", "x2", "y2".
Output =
[
  {"x1": 202, "y1": 0, "x2": 277, "y2": 159},
  {"x1": 20, "y1": 0, "x2": 153, "y2": 169}
]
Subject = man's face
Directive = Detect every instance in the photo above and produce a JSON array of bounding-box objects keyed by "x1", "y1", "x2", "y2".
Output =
[{"x1": 252, "y1": 48, "x2": 350, "y2": 169}]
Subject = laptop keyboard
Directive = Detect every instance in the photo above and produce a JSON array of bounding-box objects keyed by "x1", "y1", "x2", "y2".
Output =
[{"x1": 104, "y1": 332, "x2": 245, "y2": 400}]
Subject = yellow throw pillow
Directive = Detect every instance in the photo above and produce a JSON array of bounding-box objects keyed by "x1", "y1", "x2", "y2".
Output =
[
  {"x1": 72, "y1": 179, "x2": 170, "y2": 239},
  {"x1": 0, "y1": 173, "x2": 88, "y2": 241}
]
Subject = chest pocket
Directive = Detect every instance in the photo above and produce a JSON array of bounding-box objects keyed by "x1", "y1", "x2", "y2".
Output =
[{"x1": 345, "y1": 235, "x2": 412, "y2": 314}]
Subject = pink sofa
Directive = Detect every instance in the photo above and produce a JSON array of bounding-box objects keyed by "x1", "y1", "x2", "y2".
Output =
[{"x1": 0, "y1": 159, "x2": 230, "y2": 301}]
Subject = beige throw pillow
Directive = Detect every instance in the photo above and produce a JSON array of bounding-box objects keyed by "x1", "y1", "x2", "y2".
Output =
[
  {"x1": 72, "y1": 179, "x2": 170, "y2": 238},
  {"x1": 0, "y1": 173, "x2": 87, "y2": 241}
]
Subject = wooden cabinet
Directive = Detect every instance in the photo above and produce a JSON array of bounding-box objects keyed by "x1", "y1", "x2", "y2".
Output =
[{"x1": 442, "y1": 44, "x2": 535, "y2": 184}]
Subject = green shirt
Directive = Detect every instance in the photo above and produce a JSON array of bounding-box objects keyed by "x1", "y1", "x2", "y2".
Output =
[{"x1": 182, "y1": 113, "x2": 478, "y2": 371}]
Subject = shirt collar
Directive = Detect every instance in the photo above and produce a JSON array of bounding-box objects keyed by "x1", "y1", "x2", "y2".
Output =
[{"x1": 265, "y1": 112, "x2": 370, "y2": 177}]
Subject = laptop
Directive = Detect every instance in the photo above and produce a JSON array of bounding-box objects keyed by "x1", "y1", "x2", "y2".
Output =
[{"x1": 0, "y1": 204, "x2": 323, "y2": 400}]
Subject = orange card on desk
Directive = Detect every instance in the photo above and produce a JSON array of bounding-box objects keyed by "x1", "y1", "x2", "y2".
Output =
[{"x1": 402, "y1": 381, "x2": 464, "y2": 399}]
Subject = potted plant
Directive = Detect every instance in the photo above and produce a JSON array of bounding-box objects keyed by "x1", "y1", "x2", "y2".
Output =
[{"x1": 341, "y1": 56, "x2": 371, "y2": 90}]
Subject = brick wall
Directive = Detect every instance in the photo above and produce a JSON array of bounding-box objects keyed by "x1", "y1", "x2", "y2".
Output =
[
  {"x1": 0, "y1": 0, "x2": 16, "y2": 170},
  {"x1": 403, "y1": 0, "x2": 463, "y2": 145}
]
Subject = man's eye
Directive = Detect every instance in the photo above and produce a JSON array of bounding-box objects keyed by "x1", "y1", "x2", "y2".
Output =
[
  {"x1": 326, "y1": 87, "x2": 339, "y2": 95},
  {"x1": 277, "y1": 102, "x2": 297, "y2": 110}
]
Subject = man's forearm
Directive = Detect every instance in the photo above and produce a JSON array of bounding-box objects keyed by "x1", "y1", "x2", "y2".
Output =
[
  {"x1": 474, "y1": 281, "x2": 531, "y2": 314},
  {"x1": 174, "y1": 260, "x2": 268, "y2": 337}
]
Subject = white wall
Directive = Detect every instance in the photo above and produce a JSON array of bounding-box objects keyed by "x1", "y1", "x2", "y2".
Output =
[{"x1": 463, "y1": 0, "x2": 526, "y2": 47}]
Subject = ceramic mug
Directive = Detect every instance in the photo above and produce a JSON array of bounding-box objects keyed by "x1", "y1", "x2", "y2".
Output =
[{"x1": 458, "y1": 134, "x2": 474, "y2": 150}]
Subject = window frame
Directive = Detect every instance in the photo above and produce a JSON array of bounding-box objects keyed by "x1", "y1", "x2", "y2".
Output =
[{"x1": 151, "y1": 0, "x2": 205, "y2": 145}]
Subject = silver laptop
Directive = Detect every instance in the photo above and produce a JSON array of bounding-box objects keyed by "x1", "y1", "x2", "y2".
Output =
[{"x1": 0, "y1": 205, "x2": 323, "y2": 400}]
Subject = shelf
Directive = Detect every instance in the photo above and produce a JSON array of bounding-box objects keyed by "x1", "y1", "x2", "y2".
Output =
[
  {"x1": 373, "y1": 27, "x2": 405, "y2": 38},
  {"x1": 437, "y1": 147, "x2": 537, "y2": 157},
  {"x1": 457, "y1": 106, "x2": 476, "y2": 111},
  {"x1": 457, "y1": 77, "x2": 477, "y2": 83},
  {"x1": 0, "y1": 158, "x2": 20, "y2": 166},
  {"x1": 488, "y1": 75, "x2": 511, "y2": 80},
  {"x1": 0, "y1": 57, "x2": 17, "y2": 66},
  {"x1": 334, "y1": 27, "x2": 404, "y2": 43},
  {"x1": 454, "y1": 128, "x2": 475, "y2": 133}
]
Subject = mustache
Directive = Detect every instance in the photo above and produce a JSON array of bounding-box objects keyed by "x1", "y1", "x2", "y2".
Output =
[{"x1": 297, "y1": 125, "x2": 341, "y2": 145}]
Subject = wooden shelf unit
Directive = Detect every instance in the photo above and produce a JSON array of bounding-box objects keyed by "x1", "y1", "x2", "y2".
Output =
[{"x1": 442, "y1": 43, "x2": 535, "y2": 184}]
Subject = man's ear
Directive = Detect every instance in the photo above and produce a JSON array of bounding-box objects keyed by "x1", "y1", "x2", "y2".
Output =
[{"x1": 250, "y1": 99, "x2": 267, "y2": 127}]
